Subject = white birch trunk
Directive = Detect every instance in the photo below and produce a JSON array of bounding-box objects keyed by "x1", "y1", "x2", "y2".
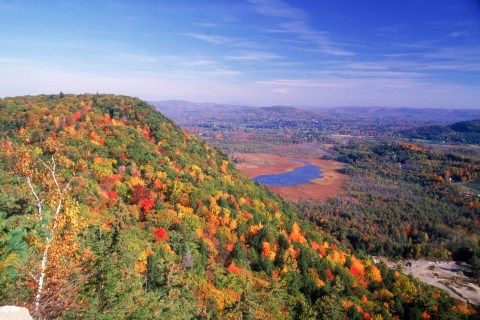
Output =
[
  {"x1": 27, "y1": 157, "x2": 72, "y2": 314},
  {"x1": 34, "y1": 199, "x2": 61, "y2": 313}
]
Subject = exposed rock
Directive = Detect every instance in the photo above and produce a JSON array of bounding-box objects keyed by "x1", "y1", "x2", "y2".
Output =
[
  {"x1": 373, "y1": 257, "x2": 480, "y2": 305},
  {"x1": 0, "y1": 306, "x2": 33, "y2": 320}
]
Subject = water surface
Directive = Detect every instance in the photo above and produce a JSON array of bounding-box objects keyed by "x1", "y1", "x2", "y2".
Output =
[{"x1": 253, "y1": 159, "x2": 323, "y2": 186}]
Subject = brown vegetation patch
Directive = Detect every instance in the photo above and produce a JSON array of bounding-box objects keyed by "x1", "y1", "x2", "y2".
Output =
[
  {"x1": 234, "y1": 153, "x2": 346, "y2": 202},
  {"x1": 233, "y1": 153, "x2": 304, "y2": 178}
]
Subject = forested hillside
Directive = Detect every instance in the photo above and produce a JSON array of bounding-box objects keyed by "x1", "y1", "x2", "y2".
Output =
[
  {"x1": 302, "y1": 142, "x2": 480, "y2": 277},
  {"x1": 401, "y1": 119, "x2": 480, "y2": 144},
  {"x1": 0, "y1": 94, "x2": 477, "y2": 319}
]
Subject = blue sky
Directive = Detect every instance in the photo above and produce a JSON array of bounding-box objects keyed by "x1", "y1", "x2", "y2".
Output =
[{"x1": 1, "y1": 0, "x2": 479, "y2": 108}]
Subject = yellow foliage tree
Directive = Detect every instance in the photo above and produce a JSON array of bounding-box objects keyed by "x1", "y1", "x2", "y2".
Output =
[{"x1": 1, "y1": 142, "x2": 89, "y2": 316}]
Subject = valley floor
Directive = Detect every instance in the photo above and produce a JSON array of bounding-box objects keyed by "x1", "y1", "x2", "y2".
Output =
[{"x1": 234, "y1": 153, "x2": 346, "y2": 202}]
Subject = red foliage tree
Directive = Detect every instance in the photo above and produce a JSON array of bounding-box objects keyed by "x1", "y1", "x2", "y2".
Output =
[
  {"x1": 140, "y1": 198, "x2": 155, "y2": 213},
  {"x1": 106, "y1": 191, "x2": 118, "y2": 199},
  {"x1": 326, "y1": 269, "x2": 334, "y2": 281},
  {"x1": 72, "y1": 111, "x2": 82, "y2": 122},
  {"x1": 350, "y1": 267, "x2": 362, "y2": 278},
  {"x1": 153, "y1": 227, "x2": 168, "y2": 242}
]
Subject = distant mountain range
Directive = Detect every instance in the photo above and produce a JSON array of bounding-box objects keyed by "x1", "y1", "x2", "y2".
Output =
[
  {"x1": 151, "y1": 100, "x2": 480, "y2": 124},
  {"x1": 150, "y1": 100, "x2": 480, "y2": 142}
]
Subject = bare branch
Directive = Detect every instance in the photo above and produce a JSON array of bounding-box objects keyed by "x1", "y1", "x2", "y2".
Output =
[
  {"x1": 40, "y1": 156, "x2": 74, "y2": 200},
  {"x1": 39, "y1": 157, "x2": 61, "y2": 192},
  {"x1": 61, "y1": 177, "x2": 74, "y2": 197},
  {"x1": 25, "y1": 177, "x2": 43, "y2": 221},
  {"x1": 38, "y1": 158, "x2": 51, "y2": 173},
  {"x1": 0, "y1": 168, "x2": 44, "y2": 222},
  {"x1": 28, "y1": 271, "x2": 39, "y2": 283}
]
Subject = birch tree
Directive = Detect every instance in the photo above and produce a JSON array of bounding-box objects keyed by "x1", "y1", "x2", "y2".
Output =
[{"x1": 1, "y1": 140, "x2": 86, "y2": 316}]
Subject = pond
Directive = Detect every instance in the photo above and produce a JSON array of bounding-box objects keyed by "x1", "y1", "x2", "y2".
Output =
[{"x1": 253, "y1": 159, "x2": 324, "y2": 186}]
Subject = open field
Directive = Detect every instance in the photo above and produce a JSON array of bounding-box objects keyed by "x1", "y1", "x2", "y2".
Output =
[{"x1": 234, "y1": 153, "x2": 346, "y2": 202}]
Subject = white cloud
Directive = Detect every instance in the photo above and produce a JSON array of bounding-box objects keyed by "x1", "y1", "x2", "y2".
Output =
[
  {"x1": 1, "y1": 56, "x2": 479, "y2": 108},
  {"x1": 247, "y1": 0, "x2": 355, "y2": 56}
]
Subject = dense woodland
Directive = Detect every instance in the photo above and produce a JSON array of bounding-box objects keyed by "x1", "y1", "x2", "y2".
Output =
[
  {"x1": 299, "y1": 142, "x2": 480, "y2": 279},
  {"x1": 0, "y1": 94, "x2": 478, "y2": 319},
  {"x1": 159, "y1": 101, "x2": 480, "y2": 278}
]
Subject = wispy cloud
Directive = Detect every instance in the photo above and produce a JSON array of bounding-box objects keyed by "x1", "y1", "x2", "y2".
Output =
[
  {"x1": 194, "y1": 22, "x2": 222, "y2": 28},
  {"x1": 226, "y1": 51, "x2": 284, "y2": 61},
  {"x1": 203, "y1": 69, "x2": 241, "y2": 77},
  {"x1": 173, "y1": 31, "x2": 267, "y2": 52},
  {"x1": 254, "y1": 77, "x2": 417, "y2": 92},
  {"x1": 447, "y1": 31, "x2": 469, "y2": 37},
  {"x1": 247, "y1": 0, "x2": 355, "y2": 56},
  {"x1": 247, "y1": 0, "x2": 306, "y2": 20},
  {"x1": 255, "y1": 79, "x2": 342, "y2": 88},
  {"x1": 422, "y1": 46, "x2": 480, "y2": 60},
  {"x1": 343, "y1": 47, "x2": 480, "y2": 74},
  {"x1": 181, "y1": 59, "x2": 216, "y2": 67},
  {"x1": 333, "y1": 70, "x2": 424, "y2": 79},
  {"x1": 116, "y1": 54, "x2": 243, "y2": 78},
  {"x1": 109, "y1": 53, "x2": 159, "y2": 64},
  {"x1": 416, "y1": 63, "x2": 480, "y2": 71},
  {"x1": 180, "y1": 32, "x2": 234, "y2": 44},
  {"x1": 413, "y1": 46, "x2": 480, "y2": 72},
  {"x1": 254, "y1": 75, "x2": 478, "y2": 102},
  {"x1": 342, "y1": 62, "x2": 389, "y2": 71}
]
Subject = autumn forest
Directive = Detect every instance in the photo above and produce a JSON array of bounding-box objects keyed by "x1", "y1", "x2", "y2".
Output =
[{"x1": 0, "y1": 94, "x2": 479, "y2": 319}]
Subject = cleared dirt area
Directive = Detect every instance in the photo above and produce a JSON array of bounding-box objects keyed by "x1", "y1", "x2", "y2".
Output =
[
  {"x1": 234, "y1": 153, "x2": 346, "y2": 202},
  {"x1": 374, "y1": 257, "x2": 480, "y2": 305}
]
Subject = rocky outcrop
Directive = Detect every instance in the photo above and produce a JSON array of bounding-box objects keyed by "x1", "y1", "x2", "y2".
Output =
[{"x1": 0, "y1": 306, "x2": 33, "y2": 320}]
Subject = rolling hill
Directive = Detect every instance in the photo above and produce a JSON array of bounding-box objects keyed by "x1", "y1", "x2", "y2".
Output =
[
  {"x1": 401, "y1": 119, "x2": 480, "y2": 144},
  {"x1": 0, "y1": 94, "x2": 476, "y2": 319}
]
